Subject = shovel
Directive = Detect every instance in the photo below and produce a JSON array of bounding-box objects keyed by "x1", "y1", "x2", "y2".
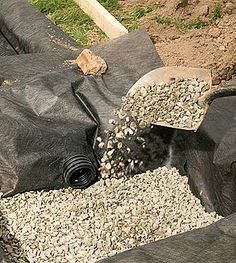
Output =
[{"x1": 128, "y1": 66, "x2": 236, "y2": 131}]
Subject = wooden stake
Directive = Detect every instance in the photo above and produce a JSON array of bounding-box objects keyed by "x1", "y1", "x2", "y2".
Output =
[{"x1": 73, "y1": 0, "x2": 128, "y2": 39}]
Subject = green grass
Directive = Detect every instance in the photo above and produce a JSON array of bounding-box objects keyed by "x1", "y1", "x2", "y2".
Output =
[
  {"x1": 29, "y1": 0, "x2": 161, "y2": 44},
  {"x1": 29, "y1": 0, "x2": 101, "y2": 45},
  {"x1": 98, "y1": 1, "x2": 159, "y2": 31},
  {"x1": 98, "y1": 0, "x2": 120, "y2": 10},
  {"x1": 29, "y1": 0, "x2": 123, "y2": 44},
  {"x1": 131, "y1": 7, "x2": 153, "y2": 19},
  {"x1": 30, "y1": 0, "x2": 222, "y2": 45},
  {"x1": 29, "y1": 0, "x2": 69, "y2": 13},
  {"x1": 187, "y1": 17, "x2": 206, "y2": 29},
  {"x1": 154, "y1": 2, "x2": 222, "y2": 31},
  {"x1": 155, "y1": 14, "x2": 207, "y2": 31},
  {"x1": 115, "y1": 5, "x2": 156, "y2": 31},
  {"x1": 210, "y1": 2, "x2": 222, "y2": 22},
  {"x1": 155, "y1": 15, "x2": 186, "y2": 31},
  {"x1": 117, "y1": 12, "x2": 141, "y2": 31},
  {"x1": 155, "y1": 15, "x2": 174, "y2": 25}
]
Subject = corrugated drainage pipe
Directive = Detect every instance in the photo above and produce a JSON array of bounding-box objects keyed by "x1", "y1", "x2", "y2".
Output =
[{"x1": 63, "y1": 155, "x2": 97, "y2": 189}]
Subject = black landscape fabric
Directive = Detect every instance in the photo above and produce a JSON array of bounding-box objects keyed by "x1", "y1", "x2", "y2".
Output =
[{"x1": 0, "y1": 0, "x2": 235, "y2": 262}]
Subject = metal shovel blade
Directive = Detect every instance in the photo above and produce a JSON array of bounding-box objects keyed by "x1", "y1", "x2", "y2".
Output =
[{"x1": 128, "y1": 66, "x2": 212, "y2": 131}]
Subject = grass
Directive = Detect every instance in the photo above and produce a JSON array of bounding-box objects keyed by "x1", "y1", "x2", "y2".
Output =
[
  {"x1": 29, "y1": 0, "x2": 223, "y2": 45},
  {"x1": 98, "y1": 0, "x2": 120, "y2": 10},
  {"x1": 29, "y1": 0, "x2": 124, "y2": 44},
  {"x1": 155, "y1": 15, "x2": 174, "y2": 25},
  {"x1": 98, "y1": 0, "x2": 139, "y2": 30},
  {"x1": 155, "y1": 15, "x2": 186, "y2": 31},
  {"x1": 29, "y1": 0, "x2": 101, "y2": 45},
  {"x1": 118, "y1": 12, "x2": 141, "y2": 31},
  {"x1": 131, "y1": 7, "x2": 153, "y2": 19},
  {"x1": 155, "y1": 14, "x2": 210, "y2": 31},
  {"x1": 210, "y1": 2, "x2": 222, "y2": 22},
  {"x1": 115, "y1": 5, "x2": 156, "y2": 31},
  {"x1": 187, "y1": 18, "x2": 206, "y2": 29},
  {"x1": 154, "y1": 2, "x2": 222, "y2": 31},
  {"x1": 98, "y1": 1, "x2": 159, "y2": 31}
]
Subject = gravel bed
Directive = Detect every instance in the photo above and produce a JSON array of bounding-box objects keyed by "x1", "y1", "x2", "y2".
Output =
[{"x1": 0, "y1": 167, "x2": 221, "y2": 263}]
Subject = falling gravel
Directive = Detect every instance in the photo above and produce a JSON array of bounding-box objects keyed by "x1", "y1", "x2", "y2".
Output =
[
  {"x1": 0, "y1": 167, "x2": 221, "y2": 263},
  {"x1": 99, "y1": 77, "x2": 209, "y2": 179}
]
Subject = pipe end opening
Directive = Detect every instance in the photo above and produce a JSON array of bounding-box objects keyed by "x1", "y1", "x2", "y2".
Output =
[{"x1": 63, "y1": 155, "x2": 97, "y2": 189}]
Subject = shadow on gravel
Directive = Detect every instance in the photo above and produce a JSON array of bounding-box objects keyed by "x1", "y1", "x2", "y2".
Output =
[{"x1": 0, "y1": 211, "x2": 29, "y2": 263}]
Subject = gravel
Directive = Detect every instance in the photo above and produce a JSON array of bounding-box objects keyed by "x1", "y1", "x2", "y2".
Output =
[
  {"x1": 126, "y1": 77, "x2": 209, "y2": 129},
  {"x1": 0, "y1": 167, "x2": 222, "y2": 263},
  {"x1": 99, "y1": 77, "x2": 209, "y2": 179},
  {"x1": 0, "y1": 77, "x2": 219, "y2": 263}
]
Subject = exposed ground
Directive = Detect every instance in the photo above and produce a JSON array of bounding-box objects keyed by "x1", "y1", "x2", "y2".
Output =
[
  {"x1": 30, "y1": 0, "x2": 235, "y2": 85},
  {"x1": 122, "y1": 0, "x2": 236, "y2": 85}
]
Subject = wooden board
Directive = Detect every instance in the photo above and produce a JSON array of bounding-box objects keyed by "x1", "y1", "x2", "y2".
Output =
[{"x1": 74, "y1": 0, "x2": 128, "y2": 39}]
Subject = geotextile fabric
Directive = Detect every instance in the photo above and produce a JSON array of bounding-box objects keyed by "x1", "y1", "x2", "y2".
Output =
[{"x1": 0, "y1": 0, "x2": 235, "y2": 262}]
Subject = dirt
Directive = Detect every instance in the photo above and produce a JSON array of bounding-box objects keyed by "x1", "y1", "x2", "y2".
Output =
[
  {"x1": 155, "y1": 16, "x2": 235, "y2": 85},
  {"x1": 119, "y1": 0, "x2": 236, "y2": 85},
  {"x1": 86, "y1": 29, "x2": 106, "y2": 46},
  {"x1": 91, "y1": 0, "x2": 235, "y2": 85}
]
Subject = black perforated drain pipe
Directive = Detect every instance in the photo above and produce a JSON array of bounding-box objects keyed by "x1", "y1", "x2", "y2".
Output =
[{"x1": 63, "y1": 155, "x2": 97, "y2": 189}]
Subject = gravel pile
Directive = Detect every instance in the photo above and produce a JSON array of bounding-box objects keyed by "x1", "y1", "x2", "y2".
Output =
[
  {"x1": 126, "y1": 77, "x2": 209, "y2": 129},
  {"x1": 0, "y1": 167, "x2": 221, "y2": 263},
  {"x1": 99, "y1": 78, "x2": 209, "y2": 179}
]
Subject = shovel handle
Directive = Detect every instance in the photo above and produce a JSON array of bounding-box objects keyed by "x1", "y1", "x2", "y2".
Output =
[{"x1": 198, "y1": 81, "x2": 236, "y2": 108}]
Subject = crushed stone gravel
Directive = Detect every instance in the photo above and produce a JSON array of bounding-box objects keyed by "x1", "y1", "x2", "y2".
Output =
[
  {"x1": 126, "y1": 77, "x2": 209, "y2": 129},
  {"x1": 0, "y1": 167, "x2": 222, "y2": 263},
  {"x1": 99, "y1": 78, "x2": 209, "y2": 180}
]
